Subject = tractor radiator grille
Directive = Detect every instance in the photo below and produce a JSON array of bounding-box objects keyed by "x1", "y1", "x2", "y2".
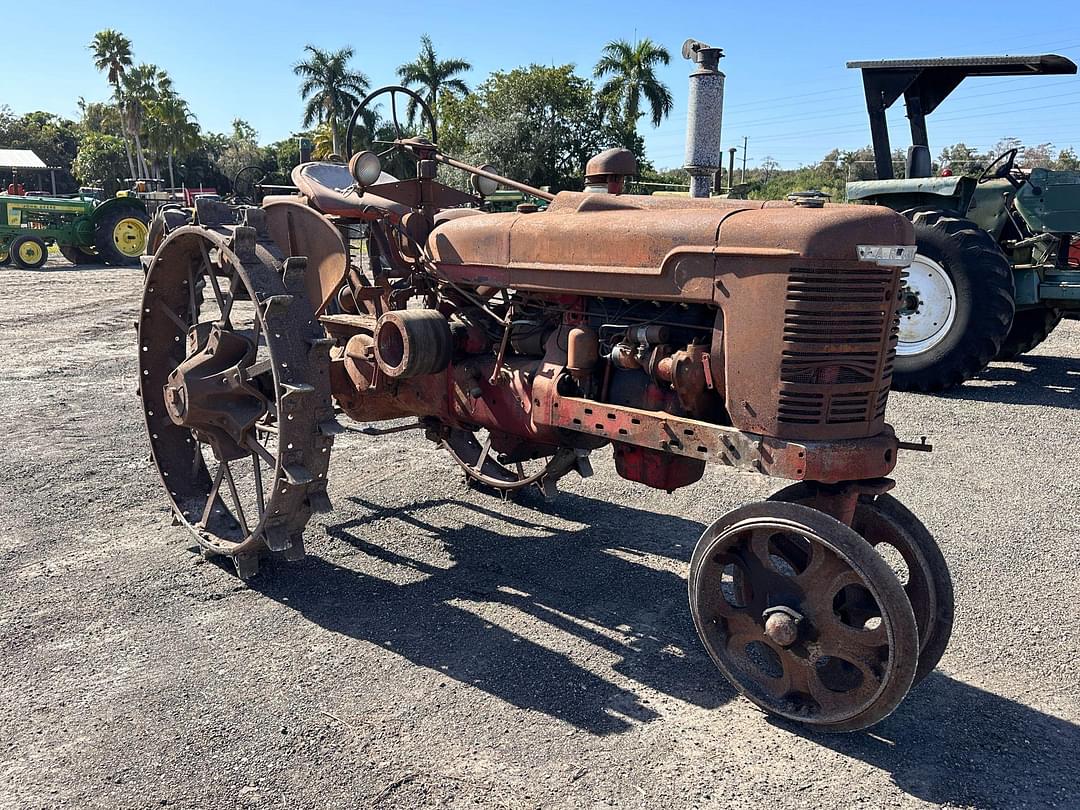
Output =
[{"x1": 778, "y1": 268, "x2": 899, "y2": 429}]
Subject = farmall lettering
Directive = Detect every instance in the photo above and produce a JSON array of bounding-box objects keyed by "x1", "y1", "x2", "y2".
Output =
[{"x1": 138, "y1": 85, "x2": 949, "y2": 733}]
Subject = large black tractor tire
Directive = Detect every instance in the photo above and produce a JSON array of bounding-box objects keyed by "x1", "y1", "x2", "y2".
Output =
[
  {"x1": 10, "y1": 234, "x2": 49, "y2": 269},
  {"x1": 58, "y1": 244, "x2": 100, "y2": 266},
  {"x1": 893, "y1": 213, "x2": 1015, "y2": 392},
  {"x1": 93, "y1": 207, "x2": 150, "y2": 266},
  {"x1": 996, "y1": 307, "x2": 1063, "y2": 360}
]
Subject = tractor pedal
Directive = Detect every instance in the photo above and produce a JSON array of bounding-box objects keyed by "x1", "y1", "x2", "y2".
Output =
[
  {"x1": 541, "y1": 477, "x2": 559, "y2": 501},
  {"x1": 575, "y1": 451, "x2": 594, "y2": 479},
  {"x1": 232, "y1": 552, "x2": 260, "y2": 580},
  {"x1": 307, "y1": 336, "x2": 336, "y2": 349},
  {"x1": 283, "y1": 465, "x2": 314, "y2": 485}
]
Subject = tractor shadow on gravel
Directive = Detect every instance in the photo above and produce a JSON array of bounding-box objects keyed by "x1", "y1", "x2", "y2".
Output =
[
  {"x1": 250, "y1": 490, "x2": 735, "y2": 735},
  {"x1": 247, "y1": 487, "x2": 1079, "y2": 801},
  {"x1": 945, "y1": 354, "x2": 1080, "y2": 408},
  {"x1": 776, "y1": 673, "x2": 1079, "y2": 807}
]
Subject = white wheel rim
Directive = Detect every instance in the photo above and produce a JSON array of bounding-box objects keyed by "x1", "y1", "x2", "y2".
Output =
[{"x1": 896, "y1": 254, "x2": 957, "y2": 356}]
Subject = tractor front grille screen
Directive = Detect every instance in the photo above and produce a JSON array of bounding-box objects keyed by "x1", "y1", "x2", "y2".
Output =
[{"x1": 778, "y1": 267, "x2": 899, "y2": 428}]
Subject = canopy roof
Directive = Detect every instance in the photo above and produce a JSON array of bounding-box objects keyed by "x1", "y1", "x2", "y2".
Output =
[
  {"x1": 0, "y1": 148, "x2": 48, "y2": 170},
  {"x1": 847, "y1": 53, "x2": 1078, "y2": 179}
]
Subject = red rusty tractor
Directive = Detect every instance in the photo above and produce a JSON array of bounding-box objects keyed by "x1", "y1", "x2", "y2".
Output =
[{"x1": 138, "y1": 86, "x2": 952, "y2": 732}]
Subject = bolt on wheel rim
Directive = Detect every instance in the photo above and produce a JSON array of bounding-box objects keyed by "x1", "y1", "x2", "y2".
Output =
[
  {"x1": 114, "y1": 217, "x2": 149, "y2": 257},
  {"x1": 690, "y1": 503, "x2": 917, "y2": 730},
  {"x1": 18, "y1": 242, "x2": 43, "y2": 264},
  {"x1": 896, "y1": 254, "x2": 956, "y2": 356}
]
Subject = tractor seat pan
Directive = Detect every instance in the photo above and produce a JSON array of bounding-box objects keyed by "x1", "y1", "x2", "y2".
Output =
[{"x1": 291, "y1": 162, "x2": 406, "y2": 220}]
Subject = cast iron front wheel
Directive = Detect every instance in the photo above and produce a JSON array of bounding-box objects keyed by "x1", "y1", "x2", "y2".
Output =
[
  {"x1": 768, "y1": 484, "x2": 953, "y2": 688},
  {"x1": 689, "y1": 501, "x2": 918, "y2": 732},
  {"x1": 892, "y1": 212, "x2": 1014, "y2": 392}
]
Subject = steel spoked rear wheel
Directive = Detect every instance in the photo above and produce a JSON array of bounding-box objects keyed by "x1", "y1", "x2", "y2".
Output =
[
  {"x1": 689, "y1": 501, "x2": 918, "y2": 732},
  {"x1": 442, "y1": 427, "x2": 582, "y2": 496},
  {"x1": 138, "y1": 218, "x2": 337, "y2": 577}
]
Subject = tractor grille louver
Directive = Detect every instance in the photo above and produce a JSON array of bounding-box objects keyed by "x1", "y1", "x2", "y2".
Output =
[{"x1": 778, "y1": 268, "x2": 900, "y2": 428}]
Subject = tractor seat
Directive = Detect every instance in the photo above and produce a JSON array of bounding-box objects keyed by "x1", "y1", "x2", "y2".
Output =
[{"x1": 291, "y1": 162, "x2": 407, "y2": 220}]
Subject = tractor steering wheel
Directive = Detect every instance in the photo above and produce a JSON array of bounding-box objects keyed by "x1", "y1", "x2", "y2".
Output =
[
  {"x1": 228, "y1": 164, "x2": 267, "y2": 205},
  {"x1": 344, "y1": 85, "x2": 438, "y2": 160},
  {"x1": 977, "y1": 148, "x2": 1021, "y2": 187}
]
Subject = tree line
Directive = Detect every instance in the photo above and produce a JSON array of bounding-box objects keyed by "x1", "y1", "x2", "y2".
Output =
[
  {"x1": 2, "y1": 29, "x2": 1075, "y2": 198},
  {"x1": 0, "y1": 31, "x2": 674, "y2": 196}
]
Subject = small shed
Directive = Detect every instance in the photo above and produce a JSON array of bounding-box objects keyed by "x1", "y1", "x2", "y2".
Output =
[{"x1": 0, "y1": 148, "x2": 58, "y2": 194}]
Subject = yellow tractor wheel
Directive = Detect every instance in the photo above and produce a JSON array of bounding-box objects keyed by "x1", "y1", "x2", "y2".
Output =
[
  {"x1": 94, "y1": 208, "x2": 150, "y2": 266},
  {"x1": 11, "y1": 234, "x2": 48, "y2": 269}
]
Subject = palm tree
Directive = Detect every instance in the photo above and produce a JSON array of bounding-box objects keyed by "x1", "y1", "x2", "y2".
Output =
[
  {"x1": 146, "y1": 95, "x2": 199, "y2": 189},
  {"x1": 89, "y1": 29, "x2": 135, "y2": 178},
  {"x1": 294, "y1": 46, "x2": 369, "y2": 156},
  {"x1": 310, "y1": 124, "x2": 335, "y2": 161},
  {"x1": 396, "y1": 35, "x2": 471, "y2": 132},
  {"x1": 122, "y1": 63, "x2": 166, "y2": 178},
  {"x1": 593, "y1": 38, "x2": 673, "y2": 129}
]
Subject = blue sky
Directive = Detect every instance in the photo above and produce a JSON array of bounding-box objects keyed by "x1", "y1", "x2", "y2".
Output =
[{"x1": 3, "y1": 1, "x2": 1079, "y2": 169}]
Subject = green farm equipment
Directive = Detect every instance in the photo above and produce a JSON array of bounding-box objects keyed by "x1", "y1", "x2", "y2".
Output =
[
  {"x1": 0, "y1": 192, "x2": 149, "y2": 269},
  {"x1": 846, "y1": 54, "x2": 1080, "y2": 391}
]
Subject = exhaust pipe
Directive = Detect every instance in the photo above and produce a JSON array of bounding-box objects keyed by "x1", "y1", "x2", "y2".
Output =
[{"x1": 682, "y1": 39, "x2": 725, "y2": 198}]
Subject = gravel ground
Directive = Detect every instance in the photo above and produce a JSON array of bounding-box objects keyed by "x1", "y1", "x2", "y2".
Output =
[{"x1": 1, "y1": 259, "x2": 1077, "y2": 810}]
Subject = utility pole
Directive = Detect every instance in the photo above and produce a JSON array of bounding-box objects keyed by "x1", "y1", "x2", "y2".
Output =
[{"x1": 741, "y1": 136, "x2": 748, "y2": 183}]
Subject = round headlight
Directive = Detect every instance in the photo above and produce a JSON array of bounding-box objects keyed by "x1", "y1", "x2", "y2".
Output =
[
  {"x1": 471, "y1": 165, "x2": 501, "y2": 197},
  {"x1": 349, "y1": 150, "x2": 383, "y2": 188}
]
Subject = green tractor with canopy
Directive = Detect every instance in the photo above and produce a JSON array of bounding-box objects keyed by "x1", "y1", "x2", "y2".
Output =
[{"x1": 846, "y1": 54, "x2": 1080, "y2": 391}]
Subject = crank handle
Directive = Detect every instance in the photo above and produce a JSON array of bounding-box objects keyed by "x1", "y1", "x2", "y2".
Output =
[{"x1": 897, "y1": 436, "x2": 933, "y2": 452}]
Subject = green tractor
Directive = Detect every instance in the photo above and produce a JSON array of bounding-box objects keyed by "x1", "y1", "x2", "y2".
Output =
[
  {"x1": 846, "y1": 54, "x2": 1080, "y2": 391},
  {"x1": 0, "y1": 191, "x2": 149, "y2": 269}
]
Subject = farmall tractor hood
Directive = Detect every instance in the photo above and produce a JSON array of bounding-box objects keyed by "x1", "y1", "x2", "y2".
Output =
[{"x1": 429, "y1": 191, "x2": 914, "y2": 304}]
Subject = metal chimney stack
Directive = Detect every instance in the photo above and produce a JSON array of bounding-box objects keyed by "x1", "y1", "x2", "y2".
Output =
[{"x1": 682, "y1": 39, "x2": 725, "y2": 198}]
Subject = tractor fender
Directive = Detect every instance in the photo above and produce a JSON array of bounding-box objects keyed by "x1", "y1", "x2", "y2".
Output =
[
  {"x1": 90, "y1": 196, "x2": 148, "y2": 227},
  {"x1": 846, "y1": 176, "x2": 976, "y2": 217}
]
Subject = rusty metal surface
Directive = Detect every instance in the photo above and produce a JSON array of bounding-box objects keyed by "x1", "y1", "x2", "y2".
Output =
[
  {"x1": 542, "y1": 394, "x2": 897, "y2": 483},
  {"x1": 263, "y1": 198, "x2": 348, "y2": 314},
  {"x1": 585, "y1": 147, "x2": 639, "y2": 181},
  {"x1": 688, "y1": 501, "x2": 919, "y2": 731},
  {"x1": 136, "y1": 127, "x2": 937, "y2": 732},
  {"x1": 139, "y1": 211, "x2": 335, "y2": 576}
]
